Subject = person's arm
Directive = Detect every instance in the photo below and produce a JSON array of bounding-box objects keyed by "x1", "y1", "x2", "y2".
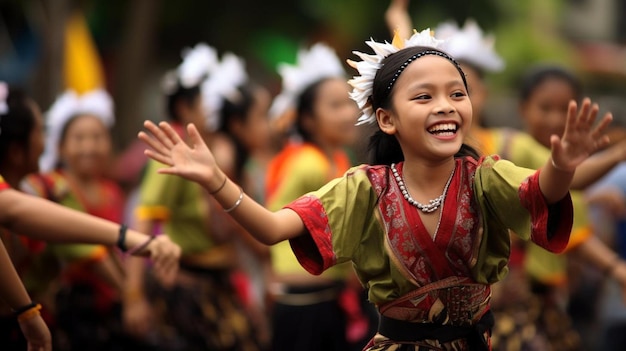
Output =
[
  {"x1": 0, "y1": 188, "x2": 180, "y2": 273},
  {"x1": 122, "y1": 218, "x2": 155, "y2": 338},
  {"x1": 539, "y1": 98, "x2": 612, "y2": 204},
  {"x1": 571, "y1": 235, "x2": 626, "y2": 302},
  {"x1": 0, "y1": 240, "x2": 51, "y2": 351},
  {"x1": 571, "y1": 139, "x2": 626, "y2": 189},
  {"x1": 139, "y1": 121, "x2": 305, "y2": 245},
  {"x1": 385, "y1": 0, "x2": 413, "y2": 40}
]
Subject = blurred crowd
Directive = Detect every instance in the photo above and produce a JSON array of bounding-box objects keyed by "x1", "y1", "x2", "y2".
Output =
[{"x1": 1, "y1": 0, "x2": 626, "y2": 350}]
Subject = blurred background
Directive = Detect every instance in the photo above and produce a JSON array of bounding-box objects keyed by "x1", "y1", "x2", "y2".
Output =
[{"x1": 1, "y1": 0, "x2": 625, "y2": 153}]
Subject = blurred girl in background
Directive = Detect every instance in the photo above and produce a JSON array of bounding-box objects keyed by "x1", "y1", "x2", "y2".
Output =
[
  {"x1": 123, "y1": 43, "x2": 264, "y2": 351},
  {"x1": 22, "y1": 88, "x2": 128, "y2": 351},
  {"x1": 265, "y1": 42, "x2": 374, "y2": 351},
  {"x1": 203, "y1": 50, "x2": 275, "y2": 347}
]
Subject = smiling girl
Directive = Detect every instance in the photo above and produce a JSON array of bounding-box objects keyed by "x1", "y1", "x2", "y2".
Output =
[{"x1": 138, "y1": 30, "x2": 611, "y2": 350}]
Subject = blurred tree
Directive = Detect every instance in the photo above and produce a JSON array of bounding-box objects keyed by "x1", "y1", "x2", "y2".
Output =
[{"x1": 4, "y1": 0, "x2": 621, "y2": 149}]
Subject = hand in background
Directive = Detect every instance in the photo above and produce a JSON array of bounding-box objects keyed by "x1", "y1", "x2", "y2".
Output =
[{"x1": 19, "y1": 314, "x2": 51, "y2": 351}]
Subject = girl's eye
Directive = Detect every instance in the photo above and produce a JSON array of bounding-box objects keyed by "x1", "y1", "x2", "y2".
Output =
[
  {"x1": 412, "y1": 94, "x2": 431, "y2": 101},
  {"x1": 451, "y1": 91, "x2": 466, "y2": 98}
]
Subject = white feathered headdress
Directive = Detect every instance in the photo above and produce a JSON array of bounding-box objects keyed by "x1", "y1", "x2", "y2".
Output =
[
  {"x1": 201, "y1": 52, "x2": 248, "y2": 131},
  {"x1": 434, "y1": 19, "x2": 504, "y2": 73},
  {"x1": 161, "y1": 43, "x2": 219, "y2": 96},
  {"x1": 347, "y1": 28, "x2": 445, "y2": 126},
  {"x1": 269, "y1": 42, "x2": 347, "y2": 121},
  {"x1": 40, "y1": 89, "x2": 114, "y2": 172}
]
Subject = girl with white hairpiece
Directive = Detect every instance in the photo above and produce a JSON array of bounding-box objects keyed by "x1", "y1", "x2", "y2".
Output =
[
  {"x1": 21, "y1": 87, "x2": 136, "y2": 349},
  {"x1": 123, "y1": 44, "x2": 265, "y2": 351},
  {"x1": 0, "y1": 83, "x2": 180, "y2": 351},
  {"x1": 201, "y1": 50, "x2": 275, "y2": 348},
  {"x1": 137, "y1": 26, "x2": 612, "y2": 350},
  {"x1": 264, "y1": 42, "x2": 376, "y2": 351}
]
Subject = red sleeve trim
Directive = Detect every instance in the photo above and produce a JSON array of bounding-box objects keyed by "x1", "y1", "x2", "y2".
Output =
[
  {"x1": 284, "y1": 195, "x2": 336, "y2": 275},
  {"x1": 519, "y1": 170, "x2": 572, "y2": 253}
]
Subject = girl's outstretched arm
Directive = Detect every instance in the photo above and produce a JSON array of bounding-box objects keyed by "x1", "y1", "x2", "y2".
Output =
[
  {"x1": 0, "y1": 240, "x2": 52, "y2": 351},
  {"x1": 139, "y1": 121, "x2": 305, "y2": 245},
  {"x1": 540, "y1": 98, "x2": 612, "y2": 203},
  {"x1": 0, "y1": 188, "x2": 181, "y2": 275}
]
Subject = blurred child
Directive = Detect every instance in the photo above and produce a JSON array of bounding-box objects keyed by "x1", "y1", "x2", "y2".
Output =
[
  {"x1": 123, "y1": 43, "x2": 264, "y2": 351},
  {"x1": 265, "y1": 42, "x2": 373, "y2": 351},
  {"x1": 203, "y1": 50, "x2": 274, "y2": 347}
]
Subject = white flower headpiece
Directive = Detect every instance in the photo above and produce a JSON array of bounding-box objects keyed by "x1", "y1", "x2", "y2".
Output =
[
  {"x1": 161, "y1": 43, "x2": 219, "y2": 95},
  {"x1": 201, "y1": 52, "x2": 248, "y2": 131},
  {"x1": 0, "y1": 82, "x2": 8, "y2": 116},
  {"x1": 348, "y1": 28, "x2": 445, "y2": 125},
  {"x1": 40, "y1": 88, "x2": 114, "y2": 172},
  {"x1": 0, "y1": 82, "x2": 8, "y2": 136},
  {"x1": 269, "y1": 42, "x2": 346, "y2": 120},
  {"x1": 434, "y1": 19, "x2": 504, "y2": 73}
]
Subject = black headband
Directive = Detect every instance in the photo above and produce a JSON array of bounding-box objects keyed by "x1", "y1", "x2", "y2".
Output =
[{"x1": 386, "y1": 50, "x2": 465, "y2": 92}]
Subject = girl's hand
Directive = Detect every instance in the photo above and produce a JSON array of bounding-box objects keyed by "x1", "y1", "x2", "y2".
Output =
[
  {"x1": 139, "y1": 121, "x2": 223, "y2": 190},
  {"x1": 18, "y1": 315, "x2": 51, "y2": 351},
  {"x1": 551, "y1": 98, "x2": 612, "y2": 172},
  {"x1": 140, "y1": 235, "x2": 181, "y2": 281}
]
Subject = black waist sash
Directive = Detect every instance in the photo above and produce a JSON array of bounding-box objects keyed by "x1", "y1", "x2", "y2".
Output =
[{"x1": 378, "y1": 310, "x2": 494, "y2": 350}]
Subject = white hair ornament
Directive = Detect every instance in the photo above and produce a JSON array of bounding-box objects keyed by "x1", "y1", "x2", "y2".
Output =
[
  {"x1": 269, "y1": 43, "x2": 346, "y2": 121},
  {"x1": 347, "y1": 28, "x2": 445, "y2": 125},
  {"x1": 161, "y1": 43, "x2": 219, "y2": 95},
  {"x1": 40, "y1": 89, "x2": 114, "y2": 172},
  {"x1": 434, "y1": 19, "x2": 504, "y2": 73},
  {"x1": 0, "y1": 82, "x2": 8, "y2": 116},
  {"x1": 0, "y1": 82, "x2": 7, "y2": 136},
  {"x1": 201, "y1": 52, "x2": 248, "y2": 131}
]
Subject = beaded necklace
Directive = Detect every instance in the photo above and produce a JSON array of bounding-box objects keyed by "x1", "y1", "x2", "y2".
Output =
[{"x1": 391, "y1": 163, "x2": 455, "y2": 213}]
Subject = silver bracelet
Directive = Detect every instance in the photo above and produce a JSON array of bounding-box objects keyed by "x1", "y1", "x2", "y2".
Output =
[{"x1": 223, "y1": 187, "x2": 244, "y2": 213}]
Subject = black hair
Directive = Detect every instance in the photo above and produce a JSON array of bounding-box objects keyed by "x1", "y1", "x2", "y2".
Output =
[
  {"x1": 366, "y1": 46, "x2": 479, "y2": 165},
  {"x1": 519, "y1": 65, "x2": 583, "y2": 103},
  {"x1": 0, "y1": 86, "x2": 36, "y2": 163},
  {"x1": 165, "y1": 84, "x2": 201, "y2": 122},
  {"x1": 294, "y1": 77, "x2": 338, "y2": 143},
  {"x1": 217, "y1": 83, "x2": 256, "y2": 183}
]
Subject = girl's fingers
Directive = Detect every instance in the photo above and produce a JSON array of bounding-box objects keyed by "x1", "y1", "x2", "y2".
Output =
[
  {"x1": 144, "y1": 149, "x2": 173, "y2": 166},
  {"x1": 577, "y1": 98, "x2": 591, "y2": 126},
  {"x1": 591, "y1": 112, "x2": 613, "y2": 137},
  {"x1": 138, "y1": 131, "x2": 171, "y2": 157},
  {"x1": 586, "y1": 103, "x2": 600, "y2": 127},
  {"x1": 186, "y1": 123, "x2": 206, "y2": 149},
  {"x1": 160, "y1": 121, "x2": 183, "y2": 145},
  {"x1": 144, "y1": 121, "x2": 175, "y2": 149},
  {"x1": 565, "y1": 100, "x2": 578, "y2": 132}
]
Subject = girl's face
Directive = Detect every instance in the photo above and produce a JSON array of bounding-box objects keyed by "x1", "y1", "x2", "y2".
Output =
[
  {"x1": 381, "y1": 55, "x2": 472, "y2": 161},
  {"x1": 59, "y1": 114, "x2": 112, "y2": 178},
  {"x1": 237, "y1": 87, "x2": 271, "y2": 152},
  {"x1": 520, "y1": 77, "x2": 576, "y2": 148},
  {"x1": 305, "y1": 78, "x2": 358, "y2": 148},
  {"x1": 25, "y1": 101, "x2": 45, "y2": 175}
]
